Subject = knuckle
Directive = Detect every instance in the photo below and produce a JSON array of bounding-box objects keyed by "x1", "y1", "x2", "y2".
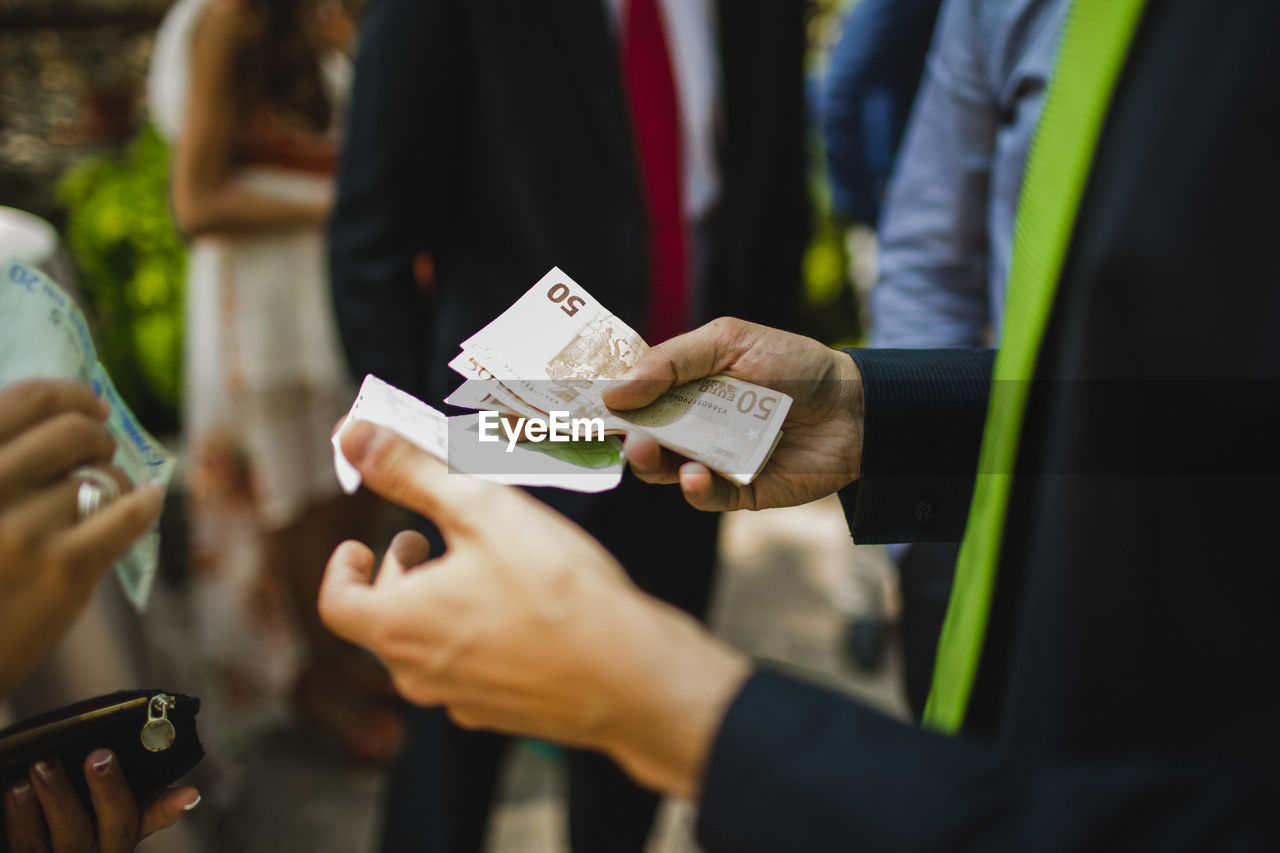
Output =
[
  {"x1": 420, "y1": 637, "x2": 463, "y2": 681},
  {"x1": 366, "y1": 436, "x2": 432, "y2": 500},
  {"x1": 708, "y1": 316, "x2": 736, "y2": 334},
  {"x1": 362, "y1": 426, "x2": 402, "y2": 475},
  {"x1": 57, "y1": 413, "x2": 116, "y2": 458},
  {"x1": 17, "y1": 380, "x2": 60, "y2": 418},
  {"x1": 392, "y1": 672, "x2": 440, "y2": 708},
  {"x1": 708, "y1": 316, "x2": 745, "y2": 346}
]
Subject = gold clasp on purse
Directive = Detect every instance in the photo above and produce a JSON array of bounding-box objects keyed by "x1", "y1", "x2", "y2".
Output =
[{"x1": 140, "y1": 694, "x2": 176, "y2": 753}]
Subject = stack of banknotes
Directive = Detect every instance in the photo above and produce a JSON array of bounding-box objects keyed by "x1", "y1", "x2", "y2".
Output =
[
  {"x1": 0, "y1": 260, "x2": 176, "y2": 609},
  {"x1": 334, "y1": 268, "x2": 791, "y2": 494}
]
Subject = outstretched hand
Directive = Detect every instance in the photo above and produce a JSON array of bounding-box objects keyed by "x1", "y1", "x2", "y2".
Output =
[
  {"x1": 602, "y1": 318, "x2": 864, "y2": 512},
  {"x1": 319, "y1": 421, "x2": 750, "y2": 797}
]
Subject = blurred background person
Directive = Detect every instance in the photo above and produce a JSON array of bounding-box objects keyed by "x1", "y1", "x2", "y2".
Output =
[
  {"x1": 328, "y1": 1, "x2": 809, "y2": 850},
  {"x1": 146, "y1": 0, "x2": 400, "y2": 767},
  {"x1": 822, "y1": 0, "x2": 943, "y2": 231},
  {"x1": 858, "y1": 0, "x2": 1066, "y2": 718}
]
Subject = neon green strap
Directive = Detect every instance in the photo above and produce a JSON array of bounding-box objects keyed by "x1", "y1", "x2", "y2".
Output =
[{"x1": 923, "y1": 0, "x2": 1150, "y2": 733}]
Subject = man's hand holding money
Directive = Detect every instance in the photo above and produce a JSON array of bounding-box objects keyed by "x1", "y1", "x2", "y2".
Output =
[
  {"x1": 319, "y1": 316, "x2": 869, "y2": 799},
  {"x1": 605, "y1": 318, "x2": 865, "y2": 512}
]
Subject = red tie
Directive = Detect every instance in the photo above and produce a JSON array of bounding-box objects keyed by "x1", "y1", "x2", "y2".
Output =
[{"x1": 621, "y1": 0, "x2": 689, "y2": 344}]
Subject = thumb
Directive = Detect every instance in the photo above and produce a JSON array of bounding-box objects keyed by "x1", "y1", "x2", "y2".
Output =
[
  {"x1": 603, "y1": 318, "x2": 751, "y2": 411},
  {"x1": 340, "y1": 420, "x2": 494, "y2": 539}
]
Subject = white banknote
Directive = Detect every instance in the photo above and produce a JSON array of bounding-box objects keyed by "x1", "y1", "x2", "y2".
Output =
[
  {"x1": 448, "y1": 268, "x2": 792, "y2": 484},
  {"x1": 0, "y1": 260, "x2": 175, "y2": 610},
  {"x1": 333, "y1": 374, "x2": 624, "y2": 494}
]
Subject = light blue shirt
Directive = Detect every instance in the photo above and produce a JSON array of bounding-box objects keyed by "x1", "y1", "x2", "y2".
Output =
[{"x1": 869, "y1": 0, "x2": 1067, "y2": 349}]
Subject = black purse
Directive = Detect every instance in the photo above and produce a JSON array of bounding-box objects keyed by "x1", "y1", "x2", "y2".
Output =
[{"x1": 0, "y1": 689, "x2": 203, "y2": 849}]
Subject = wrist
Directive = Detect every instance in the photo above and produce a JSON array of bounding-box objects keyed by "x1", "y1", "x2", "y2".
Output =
[
  {"x1": 597, "y1": 597, "x2": 751, "y2": 798},
  {"x1": 833, "y1": 348, "x2": 865, "y2": 482}
]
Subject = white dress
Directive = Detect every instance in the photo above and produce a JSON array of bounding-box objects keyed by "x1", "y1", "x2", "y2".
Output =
[
  {"x1": 148, "y1": 0, "x2": 354, "y2": 719},
  {"x1": 150, "y1": 0, "x2": 353, "y2": 530}
]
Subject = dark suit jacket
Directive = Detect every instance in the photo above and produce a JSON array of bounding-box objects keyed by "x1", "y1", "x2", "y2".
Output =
[
  {"x1": 696, "y1": 2, "x2": 1280, "y2": 849},
  {"x1": 329, "y1": 0, "x2": 809, "y2": 406}
]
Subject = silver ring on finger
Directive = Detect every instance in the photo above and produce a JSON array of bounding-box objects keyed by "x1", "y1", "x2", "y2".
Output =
[{"x1": 74, "y1": 466, "x2": 122, "y2": 520}]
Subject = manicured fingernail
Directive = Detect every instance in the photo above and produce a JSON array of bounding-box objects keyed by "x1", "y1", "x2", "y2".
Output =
[
  {"x1": 89, "y1": 750, "x2": 114, "y2": 776},
  {"x1": 10, "y1": 782, "x2": 31, "y2": 804},
  {"x1": 182, "y1": 792, "x2": 202, "y2": 811},
  {"x1": 342, "y1": 420, "x2": 380, "y2": 464},
  {"x1": 33, "y1": 760, "x2": 55, "y2": 783}
]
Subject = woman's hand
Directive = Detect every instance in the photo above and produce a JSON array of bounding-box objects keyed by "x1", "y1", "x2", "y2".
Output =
[
  {"x1": 4, "y1": 752, "x2": 199, "y2": 852},
  {"x1": 602, "y1": 318, "x2": 866, "y2": 512},
  {"x1": 0, "y1": 380, "x2": 164, "y2": 698}
]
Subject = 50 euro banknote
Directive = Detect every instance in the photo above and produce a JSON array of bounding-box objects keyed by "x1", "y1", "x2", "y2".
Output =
[{"x1": 447, "y1": 268, "x2": 791, "y2": 485}]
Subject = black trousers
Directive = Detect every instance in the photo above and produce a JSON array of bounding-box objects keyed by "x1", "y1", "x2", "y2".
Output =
[{"x1": 379, "y1": 474, "x2": 721, "y2": 853}]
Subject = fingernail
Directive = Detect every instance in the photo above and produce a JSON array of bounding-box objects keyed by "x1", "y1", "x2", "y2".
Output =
[
  {"x1": 10, "y1": 782, "x2": 31, "y2": 804},
  {"x1": 98, "y1": 397, "x2": 112, "y2": 418},
  {"x1": 32, "y1": 760, "x2": 55, "y2": 783},
  {"x1": 342, "y1": 419, "x2": 380, "y2": 464},
  {"x1": 389, "y1": 530, "x2": 433, "y2": 568},
  {"x1": 146, "y1": 479, "x2": 167, "y2": 496},
  {"x1": 182, "y1": 792, "x2": 202, "y2": 811},
  {"x1": 89, "y1": 749, "x2": 114, "y2": 776}
]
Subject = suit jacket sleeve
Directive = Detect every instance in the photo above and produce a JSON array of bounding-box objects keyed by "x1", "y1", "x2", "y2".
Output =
[
  {"x1": 328, "y1": 0, "x2": 458, "y2": 398},
  {"x1": 841, "y1": 346, "x2": 993, "y2": 543},
  {"x1": 695, "y1": 669, "x2": 1275, "y2": 852}
]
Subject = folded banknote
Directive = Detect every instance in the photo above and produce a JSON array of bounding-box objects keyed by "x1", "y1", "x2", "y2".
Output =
[
  {"x1": 0, "y1": 260, "x2": 175, "y2": 610},
  {"x1": 333, "y1": 375, "x2": 625, "y2": 494},
  {"x1": 447, "y1": 267, "x2": 791, "y2": 485}
]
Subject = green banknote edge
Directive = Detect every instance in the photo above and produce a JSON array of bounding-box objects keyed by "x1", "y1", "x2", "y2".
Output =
[{"x1": 518, "y1": 434, "x2": 623, "y2": 470}]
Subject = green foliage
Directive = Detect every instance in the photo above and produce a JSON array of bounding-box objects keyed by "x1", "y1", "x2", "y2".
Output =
[
  {"x1": 799, "y1": 166, "x2": 863, "y2": 350},
  {"x1": 798, "y1": 0, "x2": 864, "y2": 349},
  {"x1": 58, "y1": 123, "x2": 185, "y2": 431}
]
